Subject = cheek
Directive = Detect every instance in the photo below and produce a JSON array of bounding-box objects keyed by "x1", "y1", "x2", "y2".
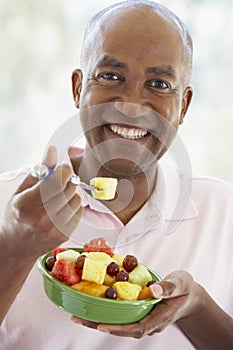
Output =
[
  {"x1": 153, "y1": 100, "x2": 181, "y2": 149},
  {"x1": 80, "y1": 88, "x2": 110, "y2": 108},
  {"x1": 162, "y1": 98, "x2": 182, "y2": 126},
  {"x1": 82, "y1": 128, "x2": 102, "y2": 151},
  {"x1": 79, "y1": 88, "x2": 93, "y2": 108}
]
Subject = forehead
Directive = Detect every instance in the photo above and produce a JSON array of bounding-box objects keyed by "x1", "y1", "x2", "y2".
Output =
[{"x1": 85, "y1": 7, "x2": 185, "y2": 70}]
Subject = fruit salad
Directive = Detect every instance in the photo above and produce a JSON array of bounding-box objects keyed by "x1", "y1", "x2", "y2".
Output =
[{"x1": 45, "y1": 238, "x2": 156, "y2": 301}]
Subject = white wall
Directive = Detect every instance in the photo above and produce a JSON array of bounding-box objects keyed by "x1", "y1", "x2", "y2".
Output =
[{"x1": 1, "y1": 0, "x2": 232, "y2": 183}]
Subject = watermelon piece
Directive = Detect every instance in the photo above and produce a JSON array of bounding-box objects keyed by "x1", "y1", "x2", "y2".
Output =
[
  {"x1": 51, "y1": 259, "x2": 81, "y2": 285},
  {"x1": 52, "y1": 247, "x2": 67, "y2": 257},
  {"x1": 83, "y1": 238, "x2": 114, "y2": 257}
]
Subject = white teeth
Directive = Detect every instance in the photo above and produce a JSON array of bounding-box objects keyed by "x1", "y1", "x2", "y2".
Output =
[
  {"x1": 128, "y1": 129, "x2": 134, "y2": 138},
  {"x1": 109, "y1": 125, "x2": 147, "y2": 139},
  {"x1": 122, "y1": 128, "x2": 128, "y2": 137}
]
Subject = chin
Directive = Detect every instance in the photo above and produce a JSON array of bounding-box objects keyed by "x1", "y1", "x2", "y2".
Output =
[{"x1": 99, "y1": 159, "x2": 155, "y2": 179}]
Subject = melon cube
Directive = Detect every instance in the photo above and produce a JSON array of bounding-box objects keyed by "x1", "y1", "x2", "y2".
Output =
[
  {"x1": 128, "y1": 264, "x2": 152, "y2": 287},
  {"x1": 56, "y1": 249, "x2": 80, "y2": 264}
]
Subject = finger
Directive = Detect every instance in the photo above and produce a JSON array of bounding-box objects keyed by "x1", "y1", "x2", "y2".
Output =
[
  {"x1": 39, "y1": 165, "x2": 73, "y2": 202},
  {"x1": 63, "y1": 206, "x2": 83, "y2": 236},
  {"x1": 145, "y1": 290, "x2": 193, "y2": 335},
  {"x1": 16, "y1": 165, "x2": 73, "y2": 209},
  {"x1": 56, "y1": 193, "x2": 82, "y2": 225},
  {"x1": 68, "y1": 146, "x2": 84, "y2": 158},
  {"x1": 97, "y1": 304, "x2": 171, "y2": 338},
  {"x1": 97, "y1": 322, "x2": 144, "y2": 338},
  {"x1": 139, "y1": 300, "x2": 179, "y2": 335},
  {"x1": 71, "y1": 316, "x2": 144, "y2": 338},
  {"x1": 38, "y1": 201, "x2": 82, "y2": 239},
  {"x1": 43, "y1": 181, "x2": 78, "y2": 214},
  {"x1": 97, "y1": 295, "x2": 188, "y2": 338},
  {"x1": 14, "y1": 174, "x2": 39, "y2": 194},
  {"x1": 149, "y1": 270, "x2": 193, "y2": 299},
  {"x1": 46, "y1": 195, "x2": 83, "y2": 237},
  {"x1": 42, "y1": 145, "x2": 57, "y2": 169},
  {"x1": 68, "y1": 147, "x2": 84, "y2": 174},
  {"x1": 71, "y1": 316, "x2": 98, "y2": 330}
]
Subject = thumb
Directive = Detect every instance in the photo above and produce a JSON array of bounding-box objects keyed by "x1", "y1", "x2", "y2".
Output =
[
  {"x1": 149, "y1": 271, "x2": 193, "y2": 299},
  {"x1": 42, "y1": 145, "x2": 57, "y2": 169},
  {"x1": 68, "y1": 146, "x2": 84, "y2": 159}
]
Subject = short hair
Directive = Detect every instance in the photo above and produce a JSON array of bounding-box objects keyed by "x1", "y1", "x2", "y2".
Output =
[{"x1": 81, "y1": 0, "x2": 193, "y2": 84}]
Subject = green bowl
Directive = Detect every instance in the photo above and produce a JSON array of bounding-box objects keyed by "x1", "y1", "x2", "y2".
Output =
[{"x1": 37, "y1": 248, "x2": 162, "y2": 324}]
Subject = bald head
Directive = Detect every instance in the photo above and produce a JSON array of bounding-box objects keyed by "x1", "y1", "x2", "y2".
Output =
[{"x1": 80, "y1": 0, "x2": 193, "y2": 85}]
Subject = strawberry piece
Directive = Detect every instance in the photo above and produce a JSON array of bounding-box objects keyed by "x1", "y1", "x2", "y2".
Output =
[
  {"x1": 52, "y1": 247, "x2": 67, "y2": 257},
  {"x1": 83, "y1": 238, "x2": 114, "y2": 257},
  {"x1": 51, "y1": 259, "x2": 81, "y2": 285}
]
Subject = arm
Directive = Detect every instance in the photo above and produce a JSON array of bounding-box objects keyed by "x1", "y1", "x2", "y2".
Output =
[
  {"x1": 72, "y1": 271, "x2": 233, "y2": 349},
  {"x1": 176, "y1": 281, "x2": 233, "y2": 349},
  {"x1": 0, "y1": 147, "x2": 82, "y2": 324}
]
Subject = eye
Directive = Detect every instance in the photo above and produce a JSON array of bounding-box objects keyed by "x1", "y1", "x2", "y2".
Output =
[
  {"x1": 148, "y1": 79, "x2": 170, "y2": 89},
  {"x1": 99, "y1": 72, "x2": 120, "y2": 80}
]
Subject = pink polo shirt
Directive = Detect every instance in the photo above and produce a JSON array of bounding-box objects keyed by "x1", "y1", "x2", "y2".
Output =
[{"x1": 0, "y1": 161, "x2": 232, "y2": 350}]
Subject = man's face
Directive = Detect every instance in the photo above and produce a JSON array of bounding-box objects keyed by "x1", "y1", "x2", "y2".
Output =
[{"x1": 73, "y1": 9, "x2": 192, "y2": 177}]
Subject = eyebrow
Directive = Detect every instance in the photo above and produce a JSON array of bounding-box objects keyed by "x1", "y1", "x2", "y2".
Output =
[
  {"x1": 96, "y1": 56, "x2": 177, "y2": 80},
  {"x1": 96, "y1": 56, "x2": 127, "y2": 69},
  {"x1": 146, "y1": 65, "x2": 177, "y2": 80}
]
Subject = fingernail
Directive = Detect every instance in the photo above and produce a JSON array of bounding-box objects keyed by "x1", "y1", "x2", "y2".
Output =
[
  {"x1": 150, "y1": 284, "x2": 164, "y2": 297},
  {"x1": 71, "y1": 316, "x2": 82, "y2": 325},
  {"x1": 97, "y1": 326, "x2": 110, "y2": 334}
]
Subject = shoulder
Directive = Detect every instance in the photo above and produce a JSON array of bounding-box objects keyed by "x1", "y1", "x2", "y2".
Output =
[
  {"x1": 158, "y1": 160, "x2": 233, "y2": 205},
  {"x1": 157, "y1": 160, "x2": 233, "y2": 220},
  {"x1": 190, "y1": 175, "x2": 233, "y2": 225},
  {"x1": 191, "y1": 175, "x2": 233, "y2": 202}
]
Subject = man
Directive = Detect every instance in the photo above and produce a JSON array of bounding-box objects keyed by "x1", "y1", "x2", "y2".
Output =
[{"x1": 0, "y1": 1, "x2": 232, "y2": 349}]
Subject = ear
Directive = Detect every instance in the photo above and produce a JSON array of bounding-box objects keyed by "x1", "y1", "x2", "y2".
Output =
[
  {"x1": 71, "y1": 69, "x2": 83, "y2": 108},
  {"x1": 179, "y1": 86, "x2": 193, "y2": 124}
]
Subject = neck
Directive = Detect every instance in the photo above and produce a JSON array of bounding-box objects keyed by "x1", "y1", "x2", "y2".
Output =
[{"x1": 113, "y1": 173, "x2": 157, "y2": 224}]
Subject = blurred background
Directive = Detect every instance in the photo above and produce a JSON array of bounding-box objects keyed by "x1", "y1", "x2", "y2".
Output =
[{"x1": 1, "y1": 0, "x2": 233, "y2": 182}]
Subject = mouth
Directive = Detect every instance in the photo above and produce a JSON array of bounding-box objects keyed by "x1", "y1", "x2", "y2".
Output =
[{"x1": 107, "y1": 124, "x2": 148, "y2": 140}]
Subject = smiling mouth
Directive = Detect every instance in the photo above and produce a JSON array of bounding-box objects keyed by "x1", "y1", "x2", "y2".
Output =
[{"x1": 108, "y1": 124, "x2": 148, "y2": 139}]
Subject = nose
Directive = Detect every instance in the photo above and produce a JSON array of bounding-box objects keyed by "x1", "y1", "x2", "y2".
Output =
[
  {"x1": 113, "y1": 80, "x2": 151, "y2": 118},
  {"x1": 114, "y1": 102, "x2": 150, "y2": 118}
]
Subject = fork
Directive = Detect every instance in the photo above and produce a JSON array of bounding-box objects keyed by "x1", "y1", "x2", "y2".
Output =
[{"x1": 31, "y1": 164, "x2": 100, "y2": 193}]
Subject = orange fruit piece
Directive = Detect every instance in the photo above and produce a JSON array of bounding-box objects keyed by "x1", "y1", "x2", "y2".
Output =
[
  {"x1": 137, "y1": 286, "x2": 152, "y2": 300},
  {"x1": 72, "y1": 281, "x2": 108, "y2": 297}
]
